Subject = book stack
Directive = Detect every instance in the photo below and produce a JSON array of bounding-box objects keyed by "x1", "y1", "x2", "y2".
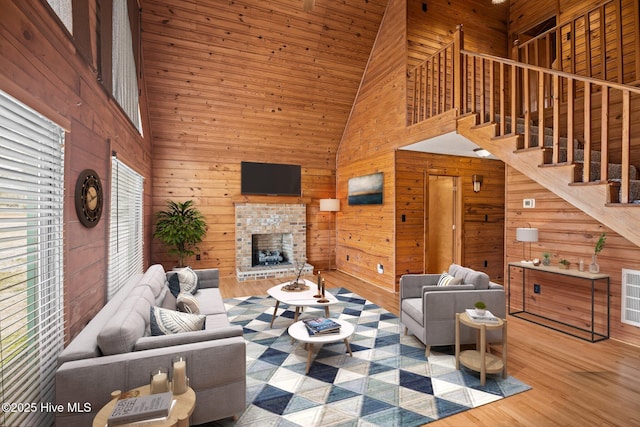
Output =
[
  {"x1": 107, "y1": 391, "x2": 174, "y2": 426},
  {"x1": 465, "y1": 308, "x2": 500, "y2": 324},
  {"x1": 303, "y1": 317, "x2": 341, "y2": 335}
]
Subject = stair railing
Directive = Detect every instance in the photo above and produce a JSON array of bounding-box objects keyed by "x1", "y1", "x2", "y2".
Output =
[
  {"x1": 459, "y1": 49, "x2": 640, "y2": 203},
  {"x1": 407, "y1": 27, "x2": 462, "y2": 126}
]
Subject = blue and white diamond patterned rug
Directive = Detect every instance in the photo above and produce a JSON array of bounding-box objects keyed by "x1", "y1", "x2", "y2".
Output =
[{"x1": 208, "y1": 288, "x2": 530, "y2": 426}]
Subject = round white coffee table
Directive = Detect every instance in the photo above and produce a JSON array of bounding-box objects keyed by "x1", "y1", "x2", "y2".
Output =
[
  {"x1": 288, "y1": 318, "x2": 355, "y2": 374},
  {"x1": 267, "y1": 280, "x2": 339, "y2": 327}
]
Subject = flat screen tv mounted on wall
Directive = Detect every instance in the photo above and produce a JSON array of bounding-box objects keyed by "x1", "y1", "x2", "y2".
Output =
[{"x1": 241, "y1": 161, "x2": 302, "y2": 196}]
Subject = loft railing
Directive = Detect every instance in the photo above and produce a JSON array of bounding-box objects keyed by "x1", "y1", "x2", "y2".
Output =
[
  {"x1": 514, "y1": 0, "x2": 640, "y2": 86},
  {"x1": 407, "y1": 29, "x2": 462, "y2": 126}
]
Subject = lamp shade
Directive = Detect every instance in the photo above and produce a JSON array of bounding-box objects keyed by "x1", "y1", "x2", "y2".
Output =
[
  {"x1": 516, "y1": 227, "x2": 538, "y2": 242},
  {"x1": 319, "y1": 198, "x2": 340, "y2": 212}
]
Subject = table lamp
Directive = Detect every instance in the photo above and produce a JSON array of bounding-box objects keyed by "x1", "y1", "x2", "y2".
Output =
[{"x1": 516, "y1": 227, "x2": 538, "y2": 263}]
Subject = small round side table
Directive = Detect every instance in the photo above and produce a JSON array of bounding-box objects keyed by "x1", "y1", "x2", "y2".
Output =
[
  {"x1": 455, "y1": 312, "x2": 507, "y2": 386},
  {"x1": 92, "y1": 385, "x2": 195, "y2": 427}
]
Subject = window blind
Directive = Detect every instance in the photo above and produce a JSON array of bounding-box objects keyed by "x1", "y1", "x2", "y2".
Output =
[
  {"x1": 108, "y1": 156, "x2": 144, "y2": 300},
  {"x1": 0, "y1": 90, "x2": 65, "y2": 427},
  {"x1": 46, "y1": 0, "x2": 73, "y2": 33},
  {"x1": 112, "y1": 0, "x2": 142, "y2": 133}
]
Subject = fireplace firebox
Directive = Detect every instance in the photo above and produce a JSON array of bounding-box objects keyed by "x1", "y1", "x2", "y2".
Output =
[{"x1": 252, "y1": 233, "x2": 293, "y2": 266}]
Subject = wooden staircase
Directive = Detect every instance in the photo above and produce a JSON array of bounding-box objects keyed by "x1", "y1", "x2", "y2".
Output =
[
  {"x1": 457, "y1": 113, "x2": 640, "y2": 247},
  {"x1": 407, "y1": 15, "x2": 640, "y2": 248}
]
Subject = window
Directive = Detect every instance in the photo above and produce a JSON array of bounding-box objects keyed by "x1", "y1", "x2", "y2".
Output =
[
  {"x1": 112, "y1": 0, "x2": 142, "y2": 133},
  {"x1": 108, "y1": 156, "x2": 143, "y2": 300},
  {"x1": 0, "y1": 90, "x2": 65, "y2": 426},
  {"x1": 46, "y1": 0, "x2": 73, "y2": 33}
]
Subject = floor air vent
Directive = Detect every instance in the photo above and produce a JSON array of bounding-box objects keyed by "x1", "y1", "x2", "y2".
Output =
[{"x1": 622, "y1": 269, "x2": 640, "y2": 327}]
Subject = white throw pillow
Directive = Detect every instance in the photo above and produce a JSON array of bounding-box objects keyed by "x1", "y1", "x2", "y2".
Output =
[
  {"x1": 149, "y1": 306, "x2": 205, "y2": 336},
  {"x1": 437, "y1": 272, "x2": 463, "y2": 287},
  {"x1": 176, "y1": 292, "x2": 200, "y2": 314}
]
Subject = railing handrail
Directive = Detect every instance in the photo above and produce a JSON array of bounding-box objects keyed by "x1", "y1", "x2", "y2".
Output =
[
  {"x1": 515, "y1": 0, "x2": 614, "y2": 50},
  {"x1": 461, "y1": 49, "x2": 640, "y2": 95},
  {"x1": 409, "y1": 40, "x2": 455, "y2": 74}
]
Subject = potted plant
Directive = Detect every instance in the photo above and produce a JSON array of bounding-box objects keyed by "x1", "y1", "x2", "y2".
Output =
[
  {"x1": 542, "y1": 252, "x2": 551, "y2": 266},
  {"x1": 474, "y1": 301, "x2": 487, "y2": 316},
  {"x1": 590, "y1": 232, "x2": 606, "y2": 273},
  {"x1": 559, "y1": 259, "x2": 570, "y2": 269},
  {"x1": 154, "y1": 200, "x2": 207, "y2": 268}
]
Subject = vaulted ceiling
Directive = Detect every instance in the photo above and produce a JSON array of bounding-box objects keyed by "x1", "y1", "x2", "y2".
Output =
[{"x1": 140, "y1": 0, "x2": 390, "y2": 169}]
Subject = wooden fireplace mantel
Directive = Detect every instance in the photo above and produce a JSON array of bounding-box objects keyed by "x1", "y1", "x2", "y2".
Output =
[{"x1": 231, "y1": 195, "x2": 312, "y2": 205}]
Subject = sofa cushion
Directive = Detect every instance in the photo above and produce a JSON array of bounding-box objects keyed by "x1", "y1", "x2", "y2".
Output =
[
  {"x1": 137, "y1": 264, "x2": 169, "y2": 305},
  {"x1": 149, "y1": 306, "x2": 206, "y2": 336},
  {"x1": 195, "y1": 288, "x2": 226, "y2": 315},
  {"x1": 167, "y1": 267, "x2": 199, "y2": 297},
  {"x1": 401, "y1": 299, "x2": 424, "y2": 327},
  {"x1": 177, "y1": 292, "x2": 200, "y2": 314},
  {"x1": 448, "y1": 264, "x2": 490, "y2": 290},
  {"x1": 437, "y1": 272, "x2": 463, "y2": 287},
  {"x1": 97, "y1": 286, "x2": 153, "y2": 355}
]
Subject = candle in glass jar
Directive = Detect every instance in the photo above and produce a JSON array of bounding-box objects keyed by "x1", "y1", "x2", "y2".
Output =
[
  {"x1": 172, "y1": 357, "x2": 187, "y2": 394},
  {"x1": 151, "y1": 370, "x2": 168, "y2": 394}
]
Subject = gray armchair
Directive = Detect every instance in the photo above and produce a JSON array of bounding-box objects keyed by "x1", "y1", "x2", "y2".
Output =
[{"x1": 400, "y1": 264, "x2": 506, "y2": 356}]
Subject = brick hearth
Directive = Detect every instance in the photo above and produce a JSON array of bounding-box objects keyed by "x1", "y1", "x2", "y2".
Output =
[{"x1": 235, "y1": 202, "x2": 313, "y2": 281}]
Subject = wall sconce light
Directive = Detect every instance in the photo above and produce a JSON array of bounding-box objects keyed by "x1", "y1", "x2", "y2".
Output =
[
  {"x1": 516, "y1": 226, "x2": 539, "y2": 263},
  {"x1": 473, "y1": 147, "x2": 491, "y2": 158},
  {"x1": 472, "y1": 175, "x2": 483, "y2": 192}
]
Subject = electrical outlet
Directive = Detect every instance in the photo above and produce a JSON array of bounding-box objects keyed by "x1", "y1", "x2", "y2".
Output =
[
  {"x1": 534, "y1": 284, "x2": 541, "y2": 294},
  {"x1": 196, "y1": 254, "x2": 201, "y2": 261},
  {"x1": 377, "y1": 264, "x2": 384, "y2": 274},
  {"x1": 523, "y1": 198, "x2": 536, "y2": 208}
]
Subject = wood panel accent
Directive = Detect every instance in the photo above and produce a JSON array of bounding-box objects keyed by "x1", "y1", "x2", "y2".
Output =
[
  {"x1": 335, "y1": 152, "x2": 396, "y2": 291},
  {"x1": 395, "y1": 151, "x2": 505, "y2": 283},
  {"x1": 337, "y1": 0, "x2": 509, "y2": 291},
  {"x1": 506, "y1": 166, "x2": 640, "y2": 346},
  {"x1": 0, "y1": 1, "x2": 154, "y2": 342},
  {"x1": 150, "y1": 161, "x2": 336, "y2": 276},
  {"x1": 407, "y1": 0, "x2": 509, "y2": 70},
  {"x1": 141, "y1": 0, "x2": 389, "y2": 277}
]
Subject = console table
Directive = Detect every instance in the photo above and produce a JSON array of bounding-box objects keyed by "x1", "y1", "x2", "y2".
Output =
[{"x1": 508, "y1": 262, "x2": 610, "y2": 342}]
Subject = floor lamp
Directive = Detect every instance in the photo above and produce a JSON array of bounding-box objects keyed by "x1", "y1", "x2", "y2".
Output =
[
  {"x1": 319, "y1": 199, "x2": 340, "y2": 270},
  {"x1": 516, "y1": 226, "x2": 538, "y2": 263}
]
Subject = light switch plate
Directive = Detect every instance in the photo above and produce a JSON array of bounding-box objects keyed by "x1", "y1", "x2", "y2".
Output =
[{"x1": 523, "y1": 198, "x2": 536, "y2": 208}]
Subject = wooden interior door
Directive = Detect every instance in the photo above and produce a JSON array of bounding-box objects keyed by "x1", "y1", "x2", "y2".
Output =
[{"x1": 428, "y1": 175, "x2": 458, "y2": 273}]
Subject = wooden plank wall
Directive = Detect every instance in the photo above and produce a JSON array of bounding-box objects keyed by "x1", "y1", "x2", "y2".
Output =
[
  {"x1": 408, "y1": 0, "x2": 509, "y2": 70},
  {"x1": 395, "y1": 151, "x2": 505, "y2": 282},
  {"x1": 141, "y1": 0, "x2": 389, "y2": 277},
  {"x1": 0, "y1": 1, "x2": 154, "y2": 341},
  {"x1": 335, "y1": 152, "x2": 396, "y2": 290},
  {"x1": 506, "y1": 167, "x2": 640, "y2": 346},
  {"x1": 337, "y1": 0, "x2": 508, "y2": 292}
]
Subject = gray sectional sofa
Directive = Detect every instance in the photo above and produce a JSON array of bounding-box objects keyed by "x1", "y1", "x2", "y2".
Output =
[{"x1": 55, "y1": 264, "x2": 246, "y2": 426}]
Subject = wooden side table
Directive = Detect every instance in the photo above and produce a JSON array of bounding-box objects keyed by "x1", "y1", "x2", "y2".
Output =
[
  {"x1": 92, "y1": 385, "x2": 195, "y2": 427},
  {"x1": 455, "y1": 312, "x2": 507, "y2": 386}
]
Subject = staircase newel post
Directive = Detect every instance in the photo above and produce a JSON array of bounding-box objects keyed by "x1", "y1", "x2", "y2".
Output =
[{"x1": 453, "y1": 24, "x2": 463, "y2": 116}]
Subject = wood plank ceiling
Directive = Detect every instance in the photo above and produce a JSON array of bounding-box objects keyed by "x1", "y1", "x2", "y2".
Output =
[{"x1": 140, "y1": 0, "x2": 390, "y2": 170}]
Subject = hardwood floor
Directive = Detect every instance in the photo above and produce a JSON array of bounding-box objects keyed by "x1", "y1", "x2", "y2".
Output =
[{"x1": 219, "y1": 270, "x2": 640, "y2": 426}]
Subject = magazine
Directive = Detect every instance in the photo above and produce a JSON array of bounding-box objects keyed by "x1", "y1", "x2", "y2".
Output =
[
  {"x1": 303, "y1": 317, "x2": 341, "y2": 335},
  {"x1": 107, "y1": 391, "x2": 173, "y2": 426},
  {"x1": 465, "y1": 309, "x2": 500, "y2": 324}
]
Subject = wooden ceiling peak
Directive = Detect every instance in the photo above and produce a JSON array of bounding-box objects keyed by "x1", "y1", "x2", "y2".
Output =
[{"x1": 140, "y1": 0, "x2": 389, "y2": 169}]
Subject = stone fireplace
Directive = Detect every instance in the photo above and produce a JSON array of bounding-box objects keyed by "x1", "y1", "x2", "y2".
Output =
[{"x1": 235, "y1": 203, "x2": 313, "y2": 281}]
